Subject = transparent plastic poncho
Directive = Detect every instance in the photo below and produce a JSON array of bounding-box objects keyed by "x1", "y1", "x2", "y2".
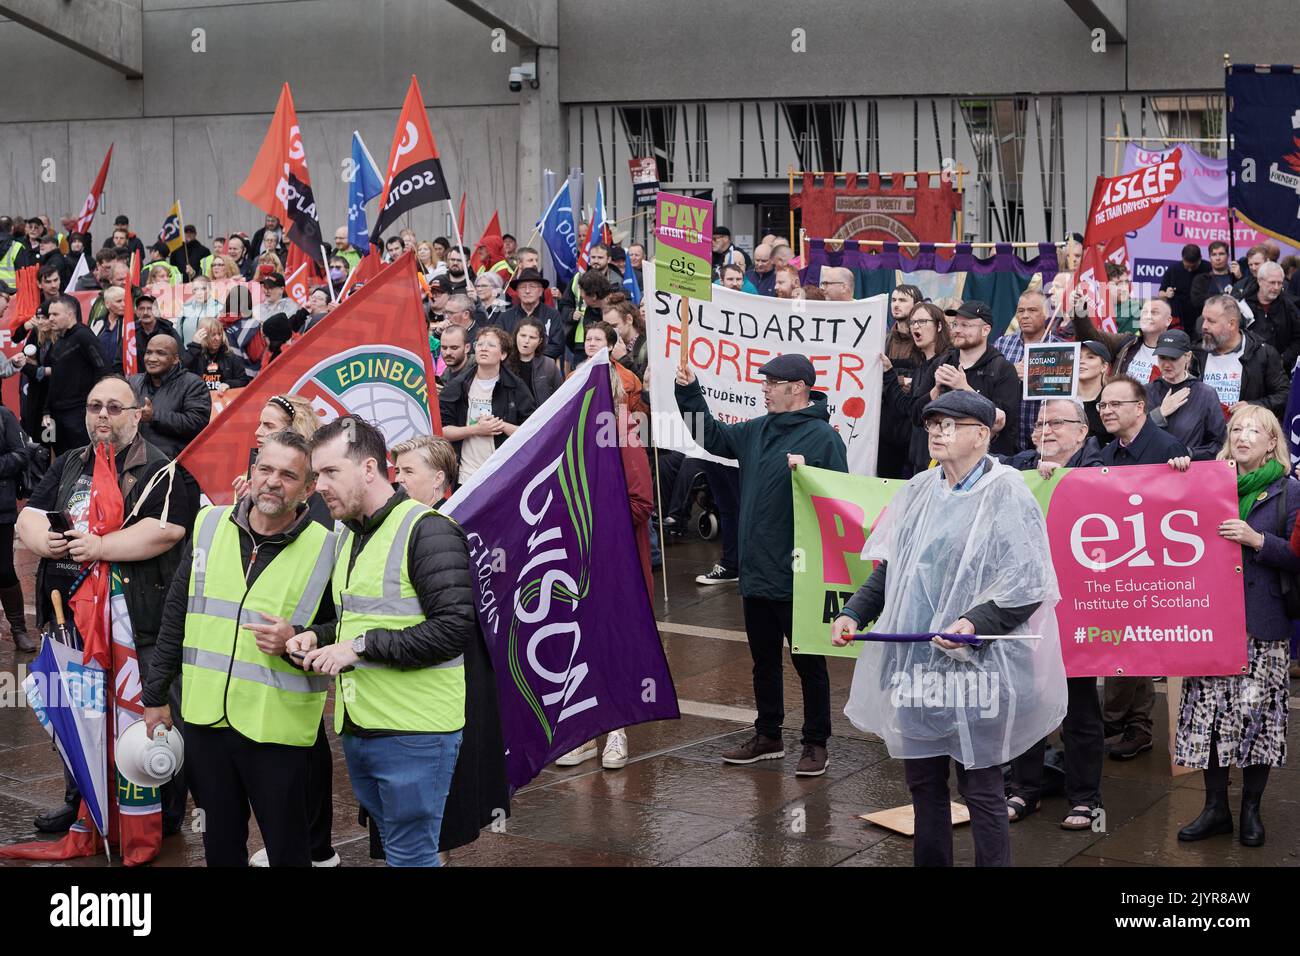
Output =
[{"x1": 843, "y1": 461, "x2": 1068, "y2": 768}]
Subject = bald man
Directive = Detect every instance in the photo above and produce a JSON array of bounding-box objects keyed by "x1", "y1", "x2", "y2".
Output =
[
  {"x1": 819, "y1": 266, "x2": 855, "y2": 302},
  {"x1": 129, "y1": 333, "x2": 211, "y2": 456},
  {"x1": 746, "y1": 243, "x2": 777, "y2": 296}
]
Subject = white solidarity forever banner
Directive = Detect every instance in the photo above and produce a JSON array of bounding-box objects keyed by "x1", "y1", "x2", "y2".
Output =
[{"x1": 646, "y1": 273, "x2": 887, "y2": 475}]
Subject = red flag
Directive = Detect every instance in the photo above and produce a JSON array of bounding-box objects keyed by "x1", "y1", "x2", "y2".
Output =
[
  {"x1": 283, "y1": 243, "x2": 316, "y2": 305},
  {"x1": 121, "y1": 252, "x2": 140, "y2": 376},
  {"x1": 178, "y1": 253, "x2": 442, "y2": 504},
  {"x1": 470, "y1": 211, "x2": 503, "y2": 272},
  {"x1": 238, "y1": 83, "x2": 325, "y2": 264},
  {"x1": 373, "y1": 76, "x2": 451, "y2": 238},
  {"x1": 5, "y1": 265, "x2": 40, "y2": 335},
  {"x1": 64, "y1": 144, "x2": 114, "y2": 233},
  {"x1": 341, "y1": 248, "x2": 384, "y2": 299},
  {"x1": 1082, "y1": 149, "x2": 1183, "y2": 248},
  {"x1": 1071, "y1": 235, "x2": 1128, "y2": 335}
]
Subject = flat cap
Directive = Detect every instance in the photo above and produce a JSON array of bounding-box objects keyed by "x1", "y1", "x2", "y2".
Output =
[
  {"x1": 757, "y1": 353, "x2": 815, "y2": 386},
  {"x1": 921, "y1": 389, "x2": 996, "y2": 428}
]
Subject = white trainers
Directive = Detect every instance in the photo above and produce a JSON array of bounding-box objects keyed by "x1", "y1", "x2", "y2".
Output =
[
  {"x1": 249, "y1": 847, "x2": 341, "y2": 867},
  {"x1": 602, "y1": 730, "x2": 629, "y2": 769},
  {"x1": 554, "y1": 741, "x2": 598, "y2": 766}
]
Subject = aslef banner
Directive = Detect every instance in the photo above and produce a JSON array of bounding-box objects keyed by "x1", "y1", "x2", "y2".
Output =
[
  {"x1": 791, "y1": 461, "x2": 1248, "y2": 678},
  {"x1": 1122, "y1": 143, "x2": 1297, "y2": 287},
  {"x1": 646, "y1": 273, "x2": 887, "y2": 475}
]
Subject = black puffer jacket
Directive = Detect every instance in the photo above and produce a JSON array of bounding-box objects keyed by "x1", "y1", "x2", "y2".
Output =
[
  {"x1": 438, "y1": 364, "x2": 537, "y2": 463},
  {"x1": 129, "y1": 364, "x2": 211, "y2": 458},
  {"x1": 0, "y1": 407, "x2": 28, "y2": 523},
  {"x1": 311, "y1": 488, "x2": 477, "y2": 670},
  {"x1": 183, "y1": 342, "x2": 251, "y2": 390}
]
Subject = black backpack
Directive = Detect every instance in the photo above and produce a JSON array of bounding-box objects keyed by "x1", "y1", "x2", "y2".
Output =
[{"x1": 15, "y1": 432, "x2": 51, "y2": 500}]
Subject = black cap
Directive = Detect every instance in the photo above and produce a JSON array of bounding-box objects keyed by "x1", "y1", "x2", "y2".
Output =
[
  {"x1": 133, "y1": 292, "x2": 156, "y2": 305},
  {"x1": 756, "y1": 353, "x2": 816, "y2": 386},
  {"x1": 712, "y1": 225, "x2": 731, "y2": 238},
  {"x1": 261, "y1": 272, "x2": 285, "y2": 289},
  {"x1": 0, "y1": 279, "x2": 14, "y2": 296},
  {"x1": 1081, "y1": 340, "x2": 1112, "y2": 363},
  {"x1": 1153, "y1": 330, "x2": 1192, "y2": 358},
  {"x1": 429, "y1": 274, "x2": 454, "y2": 294},
  {"x1": 921, "y1": 390, "x2": 997, "y2": 429},
  {"x1": 509, "y1": 267, "x2": 549, "y2": 290},
  {"x1": 943, "y1": 300, "x2": 993, "y2": 324},
  {"x1": 262, "y1": 313, "x2": 292, "y2": 346}
]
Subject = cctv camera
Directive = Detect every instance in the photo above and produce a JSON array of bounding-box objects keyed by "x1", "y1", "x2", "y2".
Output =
[{"x1": 508, "y1": 62, "x2": 538, "y2": 92}]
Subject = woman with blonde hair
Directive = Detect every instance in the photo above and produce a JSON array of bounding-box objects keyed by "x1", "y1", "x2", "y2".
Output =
[
  {"x1": 389, "y1": 434, "x2": 509, "y2": 864},
  {"x1": 183, "y1": 315, "x2": 249, "y2": 391},
  {"x1": 208, "y1": 254, "x2": 240, "y2": 282},
  {"x1": 415, "y1": 240, "x2": 441, "y2": 276},
  {"x1": 1173, "y1": 404, "x2": 1300, "y2": 848}
]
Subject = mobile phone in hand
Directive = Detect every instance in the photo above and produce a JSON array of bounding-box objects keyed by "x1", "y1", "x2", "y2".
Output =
[{"x1": 46, "y1": 511, "x2": 73, "y2": 535}]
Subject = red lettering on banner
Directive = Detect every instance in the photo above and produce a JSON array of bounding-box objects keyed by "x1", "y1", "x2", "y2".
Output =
[
  {"x1": 745, "y1": 348, "x2": 772, "y2": 383},
  {"x1": 689, "y1": 336, "x2": 715, "y2": 369},
  {"x1": 716, "y1": 339, "x2": 742, "y2": 380},
  {"x1": 811, "y1": 495, "x2": 867, "y2": 586},
  {"x1": 836, "y1": 352, "x2": 867, "y2": 391}
]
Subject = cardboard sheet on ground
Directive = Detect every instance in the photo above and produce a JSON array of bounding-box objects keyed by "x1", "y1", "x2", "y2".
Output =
[{"x1": 860, "y1": 802, "x2": 970, "y2": 836}]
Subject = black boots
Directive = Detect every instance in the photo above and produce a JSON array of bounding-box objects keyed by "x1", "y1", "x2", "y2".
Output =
[
  {"x1": 1177, "y1": 789, "x2": 1233, "y2": 841},
  {"x1": 0, "y1": 582, "x2": 35, "y2": 653},
  {"x1": 1239, "y1": 790, "x2": 1266, "y2": 847},
  {"x1": 34, "y1": 780, "x2": 80, "y2": 834}
]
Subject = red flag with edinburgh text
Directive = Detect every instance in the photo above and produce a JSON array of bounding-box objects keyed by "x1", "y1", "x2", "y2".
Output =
[
  {"x1": 238, "y1": 83, "x2": 325, "y2": 265},
  {"x1": 373, "y1": 76, "x2": 451, "y2": 239},
  {"x1": 177, "y1": 253, "x2": 441, "y2": 504}
]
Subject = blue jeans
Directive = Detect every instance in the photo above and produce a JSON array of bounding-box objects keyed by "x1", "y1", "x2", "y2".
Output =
[{"x1": 341, "y1": 731, "x2": 462, "y2": 867}]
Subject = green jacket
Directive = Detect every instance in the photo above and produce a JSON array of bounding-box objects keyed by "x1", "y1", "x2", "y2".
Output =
[{"x1": 675, "y1": 379, "x2": 848, "y2": 600}]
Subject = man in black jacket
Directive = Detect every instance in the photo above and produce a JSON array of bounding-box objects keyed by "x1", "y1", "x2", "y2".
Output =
[
  {"x1": 43, "y1": 295, "x2": 107, "y2": 454},
  {"x1": 1157, "y1": 243, "x2": 1210, "y2": 330},
  {"x1": 129, "y1": 335, "x2": 211, "y2": 457},
  {"x1": 1193, "y1": 295, "x2": 1289, "y2": 419},
  {"x1": 497, "y1": 267, "x2": 564, "y2": 358},
  {"x1": 170, "y1": 224, "x2": 209, "y2": 281},
  {"x1": 16, "y1": 374, "x2": 199, "y2": 834},
  {"x1": 143, "y1": 432, "x2": 337, "y2": 867},
  {"x1": 1097, "y1": 373, "x2": 1191, "y2": 761},
  {"x1": 1243, "y1": 261, "x2": 1300, "y2": 372},
  {"x1": 1001, "y1": 398, "x2": 1103, "y2": 475},
  {"x1": 917, "y1": 301, "x2": 1021, "y2": 457},
  {"x1": 1189, "y1": 240, "x2": 1239, "y2": 328},
  {"x1": 292, "y1": 416, "x2": 477, "y2": 867}
]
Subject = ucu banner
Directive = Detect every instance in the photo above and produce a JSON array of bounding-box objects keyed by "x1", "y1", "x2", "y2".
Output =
[{"x1": 791, "y1": 461, "x2": 1248, "y2": 678}]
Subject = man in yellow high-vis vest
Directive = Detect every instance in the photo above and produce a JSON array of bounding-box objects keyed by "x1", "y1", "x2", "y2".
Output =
[
  {"x1": 292, "y1": 416, "x2": 476, "y2": 867},
  {"x1": 143, "y1": 431, "x2": 337, "y2": 867}
]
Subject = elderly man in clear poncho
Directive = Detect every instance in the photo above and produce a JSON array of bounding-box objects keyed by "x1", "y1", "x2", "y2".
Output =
[{"x1": 831, "y1": 390, "x2": 1067, "y2": 866}]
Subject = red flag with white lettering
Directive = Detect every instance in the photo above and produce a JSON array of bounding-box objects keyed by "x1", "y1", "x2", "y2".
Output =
[
  {"x1": 1082, "y1": 149, "x2": 1183, "y2": 247},
  {"x1": 64, "y1": 145, "x2": 113, "y2": 234}
]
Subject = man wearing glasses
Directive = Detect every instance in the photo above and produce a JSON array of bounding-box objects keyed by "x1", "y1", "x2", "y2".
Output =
[
  {"x1": 818, "y1": 266, "x2": 855, "y2": 302},
  {"x1": 16, "y1": 373, "x2": 200, "y2": 837},
  {"x1": 674, "y1": 353, "x2": 847, "y2": 776},
  {"x1": 1002, "y1": 399, "x2": 1102, "y2": 476},
  {"x1": 1097, "y1": 373, "x2": 1190, "y2": 762}
]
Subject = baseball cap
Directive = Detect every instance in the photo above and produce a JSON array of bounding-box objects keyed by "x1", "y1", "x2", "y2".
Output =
[
  {"x1": 1153, "y1": 330, "x2": 1192, "y2": 358},
  {"x1": 943, "y1": 300, "x2": 993, "y2": 324}
]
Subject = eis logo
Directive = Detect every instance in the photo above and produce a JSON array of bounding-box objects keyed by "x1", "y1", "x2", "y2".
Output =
[{"x1": 1068, "y1": 493, "x2": 1204, "y2": 572}]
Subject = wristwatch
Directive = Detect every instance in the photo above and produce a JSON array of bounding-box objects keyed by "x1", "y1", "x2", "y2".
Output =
[{"x1": 351, "y1": 635, "x2": 366, "y2": 657}]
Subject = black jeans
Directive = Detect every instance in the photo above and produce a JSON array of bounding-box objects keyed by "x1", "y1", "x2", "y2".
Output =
[
  {"x1": 741, "y1": 597, "x2": 830, "y2": 746},
  {"x1": 1009, "y1": 676, "x2": 1105, "y2": 809},
  {"x1": 904, "y1": 755, "x2": 1010, "y2": 867},
  {"x1": 702, "y1": 462, "x2": 739, "y2": 573},
  {"x1": 185, "y1": 724, "x2": 312, "y2": 867},
  {"x1": 308, "y1": 722, "x2": 334, "y2": 861}
]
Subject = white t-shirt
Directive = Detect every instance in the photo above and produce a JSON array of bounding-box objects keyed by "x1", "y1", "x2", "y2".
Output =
[
  {"x1": 458, "y1": 376, "x2": 499, "y2": 481},
  {"x1": 1126, "y1": 343, "x2": 1158, "y2": 385},
  {"x1": 1201, "y1": 340, "x2": 1245, "y2": 408}
]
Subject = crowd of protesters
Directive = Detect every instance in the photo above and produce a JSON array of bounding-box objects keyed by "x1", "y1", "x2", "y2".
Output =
[{"x1": 4, "y1": 201, "x2": 1300, "y2": 867}]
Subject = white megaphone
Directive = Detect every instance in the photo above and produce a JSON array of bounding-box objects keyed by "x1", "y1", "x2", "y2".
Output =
[{"x1": 117, "y1": 720, "x2": 185, "y2": 788}]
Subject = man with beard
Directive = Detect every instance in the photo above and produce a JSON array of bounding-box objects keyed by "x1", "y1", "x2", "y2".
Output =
[
  {"x1": 17, "y1": 374, "x2": 198, "y2": 835},
  {"x1": 444, "y1": 247, "x2": 471, "y2": 294},
  {"x1": 143, "y1": 430, "x2": 338, "y2": 866},
  {"x1": 129, "y1": 334, "x2": 210, "y2": 457}
]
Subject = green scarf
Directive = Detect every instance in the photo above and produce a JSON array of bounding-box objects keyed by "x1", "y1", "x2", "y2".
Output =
[{"x1": 1237, "y1": 459, "x2": 1285, "y2": 519}]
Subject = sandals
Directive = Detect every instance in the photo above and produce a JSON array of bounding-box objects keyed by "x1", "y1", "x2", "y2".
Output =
[
  {"x1": 1061, "y1": 805, "x2": 1096, "y2": 831},
  {"x1": 1006, "y1": 795, "x2": 1038, "y2": 823}
]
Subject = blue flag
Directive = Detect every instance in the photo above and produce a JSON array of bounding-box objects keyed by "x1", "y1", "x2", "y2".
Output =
[
  {"x1": 347, "y1": 131, "x2": 384, "y2": 254},
  {"x1": 537, "y1": 180, "x2": 579, "y2": 290},
  {"x1": 1226, "y1": 65, "x2": 1300, "y2": 248},
  {"x1": 621, "y1": 258, "x2": 642, "y2": 305}
]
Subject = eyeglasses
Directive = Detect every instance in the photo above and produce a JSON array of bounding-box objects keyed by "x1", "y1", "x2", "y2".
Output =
[
  {"x1": 949, "y1": 319, "x2": 984, "y2": 329},
  {"x1": 761, "y1": 379, "x2": 797, "y2": 391},
  {"x1": 1032, "y1": 418, "x2": 1085, "y2": 432},
  {"x1": 819, "y1": 281, "x2": 847, "y2": 287},
  {"x1": 910, "y1": 318, "x2": 938, "y2": 327},
  {"x1": 86, "y1": 400, "x2": 137, "y2": 416},
  {"x1": 1096, "y1": 400, "x2": 1143, "y2": 411},
  {"x1": 923, "y1": 419, "x2": 986, "y2": 435}
]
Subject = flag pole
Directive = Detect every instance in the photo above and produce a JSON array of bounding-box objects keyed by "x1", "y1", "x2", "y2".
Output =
[
  {"x1": 448, "y1": 198, "x2": 466, "y2": 260},
  {"x1": 678, "y1": 296, "x2": 691, "y2": 371},
  {"x1": 652, "y1": 450, "x2": 669, "y2": 606},
  {"x1": 320, "y1": 245, "x2": 337, "y2": 302},
  {"x1": 177, "y1": 199, "x2": 192, "y2": 281},
  {"x1": 1223, "y1": 53, "x2": 1237, "y2": 265}
]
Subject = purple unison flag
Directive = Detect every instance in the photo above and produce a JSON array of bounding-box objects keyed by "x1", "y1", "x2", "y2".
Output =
[
  {"x1": 1286, "y1": 366, "x2": 1300, "y2": 468},
  {"x1": 444, "y1": 352, "x2": 679, "y2": 790}
]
